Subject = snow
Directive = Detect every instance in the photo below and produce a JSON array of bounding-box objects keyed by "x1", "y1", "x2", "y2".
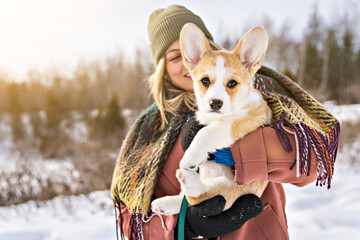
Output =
[
  {"x1": 1, "y1": 168, "x2": 358, "y2": 240},
  {"x1": 0, "y1": 191, "x2": 116, "y2": 240},
  {"x1": 322, "y1": 101, "x2": 360, "y2": 124},
  {"x1": 0, "y1": 104, "x2": 359, "y2": 240},
  {"x1": 284, "y1": 164, "x2": 360, "y2": 240}
]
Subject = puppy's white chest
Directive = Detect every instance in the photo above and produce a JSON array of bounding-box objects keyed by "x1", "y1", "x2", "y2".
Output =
[{"x1": 199, "y1": 161, "x2": 234, "y2": 187}]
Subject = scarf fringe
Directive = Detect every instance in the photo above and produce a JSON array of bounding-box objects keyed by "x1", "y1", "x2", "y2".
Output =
[
  {"x1": 127, "y1": 212, "x2": 144, "y2": 240},
  {"x1": 114, "y1": 202, "x2": 125, "y2": 240},
  {"x1": 274, "y1": 112, "x2": 340, "y2": 189},
  {"x1": 114, "y1": 201, "x2": 144, "y2": 240},
  {"x1": 115, "y1": 200, "x2": 169, "y2": 240}
]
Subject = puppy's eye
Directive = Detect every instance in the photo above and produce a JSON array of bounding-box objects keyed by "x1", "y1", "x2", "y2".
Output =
[
  {"x1": 227, "y1": 80, "x2": 238, "y2": 88},
  {"x1": 201, "y1": 77, "x2": 210, "y2": 87}
]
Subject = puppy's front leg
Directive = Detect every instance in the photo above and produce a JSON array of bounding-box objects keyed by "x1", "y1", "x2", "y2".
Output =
[
  {"x1": 179, "y1": 123, "x2": 233, "y2": 170},
  {"x1": 151, "y1": 193, "x2": 185, "y2": 216}
]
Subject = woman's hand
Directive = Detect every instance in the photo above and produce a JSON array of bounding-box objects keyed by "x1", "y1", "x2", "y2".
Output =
[{"x1": 183, "y1": 194, "x2": 264, "y2": 239}]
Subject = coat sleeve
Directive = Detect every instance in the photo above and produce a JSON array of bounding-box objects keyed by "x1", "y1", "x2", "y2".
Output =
[
  {"x1": 230, "y1": 127, "x2": 318, "y2": 187},
  {"x1": 118, "y1": 204, "x2": 179, "y2": 240}
]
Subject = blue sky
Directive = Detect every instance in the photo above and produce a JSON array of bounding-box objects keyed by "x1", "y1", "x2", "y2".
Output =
[{"x1": 0, "y1": 0, "x2": 355, "y2": 81}]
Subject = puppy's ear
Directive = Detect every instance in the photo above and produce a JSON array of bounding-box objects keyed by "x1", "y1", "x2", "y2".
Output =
[
  {"x1": 234, "y1": 26, "x2": 268, "y2": 73},
  {"x1": 180, "y1": 23, "x2": 211, "y2": 70}
]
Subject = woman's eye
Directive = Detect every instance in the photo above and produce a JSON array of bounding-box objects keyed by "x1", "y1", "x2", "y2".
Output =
[
  {"x1": 227, "y1": 80, "x2": 238, "y2": 88},
  {"x1": 170, "y1": 55, "x2": 181, "y2": 61},
  {"x1": 201, "y1": 77, "x2": 210, "y2": 87}
]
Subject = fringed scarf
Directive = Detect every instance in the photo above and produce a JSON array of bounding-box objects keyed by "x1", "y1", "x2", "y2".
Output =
[
  {"x1": 111, "y1": 103, "x2": 190, "y2": 240},
  {"x1": 111, "y1": 66, "x2": 340, "y2": 240},
  {"x1": 256, "y1": 66, "x2": 340, "y2": 188}
]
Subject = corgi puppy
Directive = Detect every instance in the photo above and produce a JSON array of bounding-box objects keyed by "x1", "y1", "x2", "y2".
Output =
[{"x1": 151, "y1": 24, "x2": 271, "y2": 216}]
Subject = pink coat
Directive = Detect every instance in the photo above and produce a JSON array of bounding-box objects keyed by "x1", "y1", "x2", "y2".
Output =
[{"x1": 119, "y1": 127, "x2": 318, "y2": 239}]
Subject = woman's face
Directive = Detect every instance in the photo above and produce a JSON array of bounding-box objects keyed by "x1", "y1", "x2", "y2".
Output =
[{"x1": 165, "y1": 40, "x2": 193, "y2": 91}]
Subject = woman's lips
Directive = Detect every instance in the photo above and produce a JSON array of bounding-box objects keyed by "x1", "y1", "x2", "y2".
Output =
[{"x1": 185, "y1": 73, "x2": 192, "y2": 80}]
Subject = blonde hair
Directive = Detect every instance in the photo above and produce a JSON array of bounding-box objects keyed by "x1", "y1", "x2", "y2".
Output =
[{"x1": 148, "y1": 57, "x2": 196, "y2": 129}]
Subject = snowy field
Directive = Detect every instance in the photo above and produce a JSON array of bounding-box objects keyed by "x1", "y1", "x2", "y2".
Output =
[
  {"x1": 0, "y1": 103, "x2": 360, "y2": 240},
  {"x1": 0, "y1": 191, "x2": 116, "y2": 240},
  {"x1": 285, "y1": 165, "x2": 360, "y2": 240}
]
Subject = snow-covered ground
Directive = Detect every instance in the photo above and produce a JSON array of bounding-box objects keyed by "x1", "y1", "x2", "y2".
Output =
[
  {"x1": 285, "y1": 164, "x2": 360, "y2": 240},
  {"x1": 0, "y1": 166, "x2": 358, "y2": 240},
  {"x1": 0, "y1": 191, "x2": 116, "y2": 240},
  {"x1": 0, "y1": 103, "x2": 359, "y2": 240}
]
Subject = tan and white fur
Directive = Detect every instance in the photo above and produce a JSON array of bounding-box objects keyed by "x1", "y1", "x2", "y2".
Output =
[{"x1": 151, "y1": 24, "x2": 271, "y2": 216}]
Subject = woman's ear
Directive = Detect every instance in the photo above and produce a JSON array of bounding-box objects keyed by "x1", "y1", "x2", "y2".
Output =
[{"x1": 180, "y1": 23, "x2": 212, "y2": 70}]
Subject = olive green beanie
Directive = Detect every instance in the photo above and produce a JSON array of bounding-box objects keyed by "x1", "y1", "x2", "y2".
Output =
[{"x1": 148, "y1": 5, "x2": 214, "y2": 64}]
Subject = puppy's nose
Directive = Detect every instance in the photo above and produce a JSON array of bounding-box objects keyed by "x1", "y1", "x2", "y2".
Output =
[{"x1": 209, "y1": 99, "x2": 223, "y2": 111}]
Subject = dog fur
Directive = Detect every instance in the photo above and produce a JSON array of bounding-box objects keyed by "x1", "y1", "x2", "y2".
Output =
[{"x1": 151, "y1": 24, "x2": 271, "y2": 216}]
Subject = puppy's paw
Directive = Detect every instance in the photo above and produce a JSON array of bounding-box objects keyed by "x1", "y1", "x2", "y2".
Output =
[
  {"x1": 179, "y1": 154, "x2": 196, "y2": 171},
  {"x1": 176, "y1": 168, "x2": 197, "y2": 184},
  {"x1": 179, "y1": 151, "x2": 207, "y2": 171},
  {"x1": 151, "y1": 196, "x2": 181, "y2": 216},
  {"x1": 176, "y1": 169, "x2": 203, "y2": 197}
]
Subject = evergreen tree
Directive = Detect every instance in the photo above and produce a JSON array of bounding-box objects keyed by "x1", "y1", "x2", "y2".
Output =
[
  {"x1": 356, "y1": 48, "x2": 360, "y2": 83},
  {"x1": 45, "y1": 91, "x2": 62, "y2": 133},
  {"x1": 340, "y1": 28, "x2": 355, "y2": 103},
  {"x1": 0, "y1": 78, "x2": 9, "y2": 112},
  {"x1": 39, "y1": 89, "x2": 69, "y2": 156},
  {"x1": 29, "y1": 108, "x2": 43, "y2": 139},
  {"x1": 324, "y1": 28, "x2": 341, "y2": 101},
  {"x1": 299, "y1": 5, "x2": 323, "y2": 89},
  {"x1": 8, "y1": 83, "x2": 25, "y2": 140},
  {"x1": 102, "y1": 94, "x2": 125, "y2": 131},
  {"x1": 11, "y1": 113, "x2": 25, "y2": 141}
]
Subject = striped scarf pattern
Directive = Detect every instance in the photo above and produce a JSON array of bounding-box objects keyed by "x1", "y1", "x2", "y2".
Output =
[{"x1": 111, "y1": 66, "x2": 340, "y2": 239}]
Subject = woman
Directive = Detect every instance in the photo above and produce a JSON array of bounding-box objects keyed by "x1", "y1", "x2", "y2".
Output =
[{"x1": 111, "y1": 4, "x2": 340, "y2": 240}]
